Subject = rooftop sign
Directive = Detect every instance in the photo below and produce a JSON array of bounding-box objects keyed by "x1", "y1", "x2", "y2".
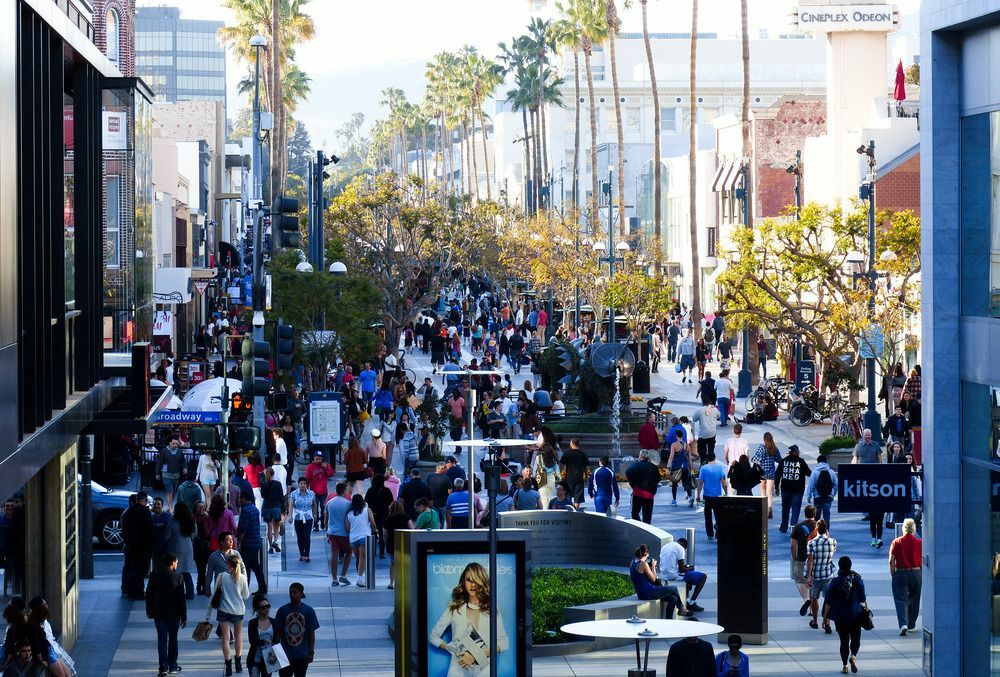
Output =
[{"x1": 791, "y1": 4, "x2": 899, "y2": 32}]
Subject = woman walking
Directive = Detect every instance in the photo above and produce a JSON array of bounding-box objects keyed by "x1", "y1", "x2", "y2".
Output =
[
  {"x1": 193, "y1": 500, "x2": 211, "y2": 595},
  {"x1": 728, "y1": 455, "x2": 763, "y2": 497},
  {"x1": 666, "y1": 437, "x2": 696, "y2": 508},
  {"x1": 245, "y1": 453, "x2": 265, "y2": 510},
  {"x1": 345, "y1": 494, "x2": 377, "y2": 588},
  {"x1": 343, "y1": 437, "x2": 369, "y2": 496},
  {"x1": 247, "y1": 595, "x2": 279, "y2": 677},
  {"x1": 384, "y1": 467, "x2": 401, "y2": 501},
  {"x1": 823, "y1": 556, "x2": 868, "y2": 674},
  {"x1": 695, "y1": 338, "x2": 710, "y2": 381},
  {"x1": 533, "y1": 444, "x2": 561, "y2": 510},
  {"x1": 206, "y1": 494, "x2": 237, "y2": 552},
  {"x1": 365, "y1": 428, "x2": 388, "y2": 478},
  {"x1": 166, "y1": 501, "x2": 197, "y2": 599},
  {"x1": 383, "y1": 500, "x2": 413, "y2": 590},
  {"x1": 752, "y1": 432, "x2": 782, "y2": 518},
  {"x1": 287, "y1": 478, "x2": 315, "y2": 562},
  {"x1": 212, "y1": 554, "x2": 250, "y2": 675},
  {"x1": 259, "y1": 468, "x2": 286, "y2": 554},
  {"x1": 364, "y1": 475, "x2": 394, "y2": 559},
  {"x1": 196, "y1": 450, "x2": 220, "y2": 501}
]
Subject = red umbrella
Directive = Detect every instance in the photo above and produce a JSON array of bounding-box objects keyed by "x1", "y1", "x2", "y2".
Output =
[{"x1": 893, "y1": 60, "x2": 907, "y2": 102}]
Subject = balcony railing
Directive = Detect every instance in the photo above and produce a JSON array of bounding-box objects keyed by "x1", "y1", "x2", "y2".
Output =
[{"x1": 886, "y1": 101, "x2": 919, "y2": 129}]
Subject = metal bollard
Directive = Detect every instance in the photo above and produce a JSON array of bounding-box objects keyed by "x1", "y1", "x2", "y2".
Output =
[
  {"x1": 365, "y1": 535, "x2": 377, "y2": 589},
  {"x1": 685, "y1": 527, "x2": 696, "y2": 568}
]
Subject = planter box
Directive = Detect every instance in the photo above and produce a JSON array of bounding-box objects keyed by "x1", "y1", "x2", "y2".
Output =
[{"x1": 825, "y1": 448, "x2": 854, "y2": 471}]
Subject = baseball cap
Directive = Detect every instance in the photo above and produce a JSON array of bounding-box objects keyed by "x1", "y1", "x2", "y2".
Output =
[
  {"x1": 289, "y1": 582, "x2": 306, "y2": 598},
  {"x1": 371, "y1": 429, "x2": 381, "y2": 438},
  {"x1": 788, "y1": 444, "x2": 800, "y2": 454},
  {"x1": 314, "y1": 451, "x2": 323, "y2": 458}
]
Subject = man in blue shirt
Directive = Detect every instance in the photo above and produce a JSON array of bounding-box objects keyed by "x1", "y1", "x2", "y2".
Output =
[
  {"x1": 445, "y1": 478, "x2": 472, "y2": 528},
  {"x1": 274, "y1": 582, "x2": 319, "y2": 675},
  {"x1": 587, "y1": 455, "x2": 620, "y2": 515},
  {"x1": 357, "y1": 362, "x2": 378, "y2": 412},
  {"x1": 237, "y1": 491, "x2": 267, "y2": 594},
  {"x1": 696, "y1": 452, "x2": 728, "y2": 540}
]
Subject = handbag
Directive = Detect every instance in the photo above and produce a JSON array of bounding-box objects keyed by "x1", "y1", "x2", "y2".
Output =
[
  {"x1": 533, "y1": 457, "x2": 548, "y2": 488},
  {"x1": 192, "y1": 605, "x2": 214, "y2": 642},
  {"x1": 675, "y1": 362, "x2": 682, "y2": 374},
  {"x1": 210, "y1": 576, "x2": 223, "y2": 609},
  {"x1": 857, "y1": 602, "x2": 875, "y2": 631}
]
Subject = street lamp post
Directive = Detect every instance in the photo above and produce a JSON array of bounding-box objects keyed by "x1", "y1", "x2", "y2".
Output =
[
  {"x1": 786, "y1": 151, "x2": 804, "y2": 390},
  {"x1": 249, "y1": 34, "x2": 267, "y2": 435},
  {"x1": 592, "y1": 167, "x2": 629, "y2": 343},
  {"x1": 736, "y1": 158, "x2": 753, "y2": 398},
  {"x1": 856, "y1": 139, "x2": 883, "y2": 443}
]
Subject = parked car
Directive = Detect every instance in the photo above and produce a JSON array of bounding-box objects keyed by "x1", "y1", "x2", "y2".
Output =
[{"x1": 81, "y1": 479, "x2": 137, "y2": 549}]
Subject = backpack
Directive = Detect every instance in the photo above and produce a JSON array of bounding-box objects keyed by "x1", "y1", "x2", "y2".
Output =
[
  {"x1": 816, "y1": 469, "x2": 834, "y2": 498},
  {"x1": 705, "y1": 327, "x2": 715, "y2": 343}
]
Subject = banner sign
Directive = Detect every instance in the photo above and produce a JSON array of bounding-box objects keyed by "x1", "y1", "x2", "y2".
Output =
[
  {"x1": 154, "y1": 410, "x2": 222, "y2": 425},
  {"x1": 837, "y1": 463, "x2": 912, "y2": 513},
  {"x1": 102, "y1": 111, "x2": 128, "y2": 150},
  {"x1": 153, "y1": 310, "x2": 173, "y2": 337},
  {"x1": 792, "y1": 4, "x2": 899, "y2": 33}
]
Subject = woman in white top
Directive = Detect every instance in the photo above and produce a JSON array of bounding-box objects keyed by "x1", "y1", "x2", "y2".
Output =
[
  {"x1": 345, "y1": 494, "x2": 376, "y2": 587},
  {"x1": 196, "y1": 451, "x2": 220, "y2": 501},
  {"x1": 212, "y1": 553, "x2": 251, "y2": 675},
  {"x1": 271, "y1": 428, "x2": 288, "y2": 468},
  {"x1": 429, "y1": 562, "x2": 509, "y2": 676}
]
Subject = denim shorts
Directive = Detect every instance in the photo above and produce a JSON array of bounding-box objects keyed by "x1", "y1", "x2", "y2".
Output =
[
  {"x1": 350, "y1": 538, "x2": 366, "y2": 549},
  {"x1": 161, "y1": 477, "x2": 178, "y2": 495},
  {"x1": 263, "y1": 508, "x2": 282, "y2": 523},
  {"x1": 217, "y1": 610, "x2": 244, "y2": 623}
]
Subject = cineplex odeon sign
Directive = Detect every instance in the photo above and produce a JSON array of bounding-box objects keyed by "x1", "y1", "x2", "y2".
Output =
[{"x1": 792, "y1": 4, "x2": 899, "y2": 32}]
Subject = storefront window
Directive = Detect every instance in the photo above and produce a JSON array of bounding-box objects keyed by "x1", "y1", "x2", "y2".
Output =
[{"x1": 0, "y1": 491, "x2": 26, "y2": 600}]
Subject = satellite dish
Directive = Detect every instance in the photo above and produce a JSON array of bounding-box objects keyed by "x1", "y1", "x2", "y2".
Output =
[{"x1": 591, "y1": 343, "x2": 636, "y2": 378}]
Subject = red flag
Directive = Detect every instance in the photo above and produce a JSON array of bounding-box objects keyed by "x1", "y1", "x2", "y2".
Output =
[{"x1": 893, "y1": 60, "x2": 907, "y2": 102}]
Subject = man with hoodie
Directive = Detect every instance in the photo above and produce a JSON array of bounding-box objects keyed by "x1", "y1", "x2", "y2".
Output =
[
  {"x1": 774, "y1": 444, "x2": 812, "y2": 533},
  {"x1": 806, "y1": 454, "x2": 839, "y2": 527}
]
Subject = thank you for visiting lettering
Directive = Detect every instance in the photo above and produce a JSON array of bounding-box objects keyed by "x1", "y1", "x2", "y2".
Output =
[{"x1": 837, "y1": 463, "x2": 911, "y2": 514}]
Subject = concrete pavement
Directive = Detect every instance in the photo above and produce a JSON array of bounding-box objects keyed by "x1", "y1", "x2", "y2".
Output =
[{"x1": 71, "y1": 341, "x2": 922, "y2": 676}]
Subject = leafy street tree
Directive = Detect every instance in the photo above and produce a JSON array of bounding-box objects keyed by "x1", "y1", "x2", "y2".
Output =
[
  {"x1": 717, "y1": 204, "x2": 920, "y2": 391},
  {"x1": 599, "y1": 266, "x2": 675, "y2": 348},
  {"x1": 287, "y1": 120, "x2": 312, "y2": 180},
  {"x1": 327, "y1": 174, "x2": 493, "y2": 349}
]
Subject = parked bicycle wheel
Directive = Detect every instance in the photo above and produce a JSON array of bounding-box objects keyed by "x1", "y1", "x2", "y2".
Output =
[{"x1": 789, "y1": 404, "x2": 814, "y2": 427}]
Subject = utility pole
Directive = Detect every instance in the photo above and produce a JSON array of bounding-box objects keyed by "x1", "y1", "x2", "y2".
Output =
[{"x1": 250, "y1": 35, "x2": 268, "y2": 435}]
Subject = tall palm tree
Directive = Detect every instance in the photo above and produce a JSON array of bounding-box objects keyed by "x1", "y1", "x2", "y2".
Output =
[
  {"x1": 271, "y1": 0, "x2": 282, "y2": 200},
  {"x1": 605, "y1": 0, "x2": 626, "y2": 236},
  {"x1": 552, "y1": 12, "x2": 584, "y2": 212},
  {"x1": 688, "y1": 0, "x2": 702, "y2": 339},
  {"x1": 740, "y1": 0, "x2": 756, "y2": 381},
  {"x1": 576, "y1": 0, "x2": 609, "y2": 233},
  {"x1": 639, "y1": 0, "x2": 663, "y2": 273},
  {"x1": 500, "y1": 38, "x2": 535, "y2": 212}
]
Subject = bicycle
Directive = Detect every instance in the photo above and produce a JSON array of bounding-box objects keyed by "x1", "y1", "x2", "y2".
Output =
[
  {"x1": 746, "y1": 377, "x2": 795, "y2": 413},
  {"x1": 788, "y1": 386, "x2": 836, "y2": 427}
]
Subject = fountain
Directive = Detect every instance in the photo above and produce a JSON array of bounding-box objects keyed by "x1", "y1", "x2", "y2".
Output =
[{"x1": 610, "y1": 364, "x2": 622, "y2": 458}]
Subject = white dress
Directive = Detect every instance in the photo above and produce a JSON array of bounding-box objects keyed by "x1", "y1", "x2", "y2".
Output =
[{"x1": 428, "y1": 603, "x2": 509, "y2": 676}]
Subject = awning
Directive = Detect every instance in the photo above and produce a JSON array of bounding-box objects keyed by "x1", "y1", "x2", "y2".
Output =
[
  {"x1": 721, "y1": 162, "x2": 742, "y2": 191},
  {"x1": 82, "y1": 384, "x2": 173, "y2": 435},
  {"x1": 711, "y1": 160, "x2": 732, "y2": 192}
]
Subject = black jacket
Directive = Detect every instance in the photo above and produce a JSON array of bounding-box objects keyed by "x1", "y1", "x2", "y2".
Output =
[
  {"x1": 774, "y1": 456, "x2": 812, "y2": 495},
  {"x1": 666, "y1": 637, "x2": 715, "y2": 676},
  {"x1": 145, "y1": 568, "x2": 187, "y2": 624},
  {"x1": 399, "y1": 479, "x2": 432, "y2": 520},
  {"x1": 696, "y1": 377, "x2": 717, "y2": 405},
  {"x1": 426, "y1": 473, "x2": 452, "y2": 508},
  {"x1": 625, "y1": 460, "x2": 660, "y2": 495}
]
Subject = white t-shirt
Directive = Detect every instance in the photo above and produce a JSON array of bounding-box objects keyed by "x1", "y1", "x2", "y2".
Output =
[
  {"x1": 271, "y1": 464, "x2": 288, "y2": 493},
  {"x1": 716, "y1": 377, "x2": 734, "y2": 399},
  {"x1": 659, "y1": 541, "x2": 686, "y2": 581},
  {"x1": 274, "y1": 438, "x2": 288, "y2": 465},
  {"x1": 724, "y1": 436, "x2": 750, "y2": 465}
]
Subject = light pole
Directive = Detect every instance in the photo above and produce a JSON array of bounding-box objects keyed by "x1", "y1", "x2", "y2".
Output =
[
  {"x1": 856, "y1": 139, "x2": 883, "y2": 443},
  {"x1": 249, "y1": 34, "x2": 268, "y2": 435},
  {"x1": 592, "y1": 167, "x2": 629, "y2": 343},
  {"x1": 735, "y1": 158, "x2": 753, "y2": 398},
  {"x1": 786, "y1": 151, "x2": 804, "y2": 390}
]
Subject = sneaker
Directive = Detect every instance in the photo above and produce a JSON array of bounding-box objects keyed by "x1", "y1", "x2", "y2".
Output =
[
  {"x1": 671, "y1": 499, "x2": 678, "y2": 506},
  {"x1": 870, "y1": 538, "x2": 877, "y2": 547},
  {"x1": 387, "y1": 583, "x2": 395, "y2": 590},
  {"x1": 168, "y1": 667, "x2": 182, "y2": 674},
  {"x1": 824, "y1": 622, "x2": 833, "y2": 634},
  {"x1": 687, "y1": 601, "x2": 705, "y2": 612},
  {"x1": 899, "y1": 626, "x2": 907, "y2": 636},
  {"x1": 809, "y1": 619, "x2": 819, "y2": 629},
  {"x1": 273, "y1": 542, "x2": 281, "y2": 553},
  {"x1": 799, "y1": 600, "x2": 811, "y2": 616},
  {"x1": 676, "y1": 609, "x2": 695, "y2": 617},
  {"x1": 158, "y1": 672, "x2": 169, "y2": 677},
  {"x1": 339, "y1": 576, "x2": 350, "y2": 585},
  {"x1": 356, "y1": 577, "x2": 365, "y2": 587},
  {"x1": 875, "y1": 539, "x2": 883, "y2": 549},
  {"x1": 688, "y1": 497, "x2": 695, "y2": 508},
  {"x1": 331, "y1": 579, "x2": 340, "y2": 587}
]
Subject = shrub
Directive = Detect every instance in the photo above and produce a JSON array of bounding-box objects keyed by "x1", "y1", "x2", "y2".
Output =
[
  {"x1": 531, "y1": 567, "x2": 634, "y2": 644},
  {"x1": 819, "y1": 436, "x2": 856, "y2": 454}
]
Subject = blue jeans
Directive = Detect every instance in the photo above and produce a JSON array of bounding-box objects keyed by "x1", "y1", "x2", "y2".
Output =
[
  {"x1": 154, "y1": 618, "x2": 180, "y2": 671},
  {"x1": 780, "y1": 491, "x2": 804, "y2": 532},
  {"x1": 717, "y1": 397, "x2": 730, "y2": 425},
  {"x1": 815, "y1": 496, "x2": 833, "y2": 527},
  {"x1": 181, "y1": 572, "x2": 194, "y2": 600},
  {"x1": 240, "y1": 545, "x2": 267, "y2": 594},
  {"x1": 778, "y1": 491, "x2": 802, "y2": 533}
]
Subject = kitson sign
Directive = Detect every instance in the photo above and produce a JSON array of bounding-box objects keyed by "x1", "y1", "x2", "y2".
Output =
[
  {"x1": 792, "y1": 4, "x2": 898, "y2": 32},
  {"x1": 838, "y1": 463, "x2": 912, "y2": 513}
]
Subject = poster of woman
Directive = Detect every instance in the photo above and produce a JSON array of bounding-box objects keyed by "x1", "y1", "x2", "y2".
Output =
[{"x1": 426, "y1": 557, "x2": 516, "y2": 676}]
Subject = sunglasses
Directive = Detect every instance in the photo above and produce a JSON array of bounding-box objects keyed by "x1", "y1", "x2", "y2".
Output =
[{"x1": 259, "y1": 604, "x2": 271, "y2": 610}]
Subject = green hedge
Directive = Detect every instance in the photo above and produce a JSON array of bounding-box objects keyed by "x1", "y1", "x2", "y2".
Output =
[
  {"x1": 818, "y1": 436, "x2": 856, "y2": 454},
  {"x1": 531, "y1": 567, "x2": 634, "y2": 644}
]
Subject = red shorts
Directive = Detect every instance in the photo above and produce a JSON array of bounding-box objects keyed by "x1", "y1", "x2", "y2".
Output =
[{"x1": 327, "y1": 535, "x2": 350, "y2": 554}]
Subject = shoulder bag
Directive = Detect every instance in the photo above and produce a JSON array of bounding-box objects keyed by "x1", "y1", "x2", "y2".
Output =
[
  {"x1": 533, "y1": 456, "x2": 548, "y2": 488},
  {"x1": 857, "y1": 601, "x2": 875, "y2": 631},
  {"x1": 210, "y1": 574, "x2": 223, "y2": 609},
  {"x1": 192, "y1": 603, "x2": 214, "y2": 641}
]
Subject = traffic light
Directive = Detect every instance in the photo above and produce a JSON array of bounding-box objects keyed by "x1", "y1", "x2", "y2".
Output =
[
  {"x1": 273, "y1": 196, "x2": 300, "y2": 249},
  {"x1": 241, "y1": 336, "x2": 273, "y2": 399},
  {"x1": 276, "y1": 323, "x2": 294, "y2": 371},
  {"x1": 190, "y1": 426, "x2": 220, "y2": 450},
  {"x1": 232, "y1": 426, "x2": 261, "y2": 452}
]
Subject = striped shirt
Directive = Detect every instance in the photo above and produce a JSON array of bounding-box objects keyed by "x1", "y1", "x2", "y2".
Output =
[{"x1": 446, "y1": 491, "x2": 470, "y2": 516}]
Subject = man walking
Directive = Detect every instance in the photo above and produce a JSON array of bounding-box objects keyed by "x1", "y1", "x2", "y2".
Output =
[
  {"x1": 237, "y1": 492, "x2": 267, "y2": 594},
  {"x1": 666, "y1": 320, "x2": 680, "y2": 363},
  {"x1": 806, "y1": 455, "x2": 838, "y2": 527},
  {"x1": 274, "y1": 582, "x2": 319, "y2": 676},
  {"x1": 651, "y1": 327, "x2": 663, "y2": 373},
  {"x1": 156, "y1": 436, "x2": 187, "y2": 511},
  {"x1": 889, "y1": 518, "x2": 922, "y2": 635},
  {"x1": 791, "y1": 505, "x2": 818, "y2": 617},
  {"x1": 325, "y1": 483, "x2": 353, "y2": 586},
  {"x1": 852, "y1": 429, "x2": 883, "y2": 464},
  {"x1": 588, "y1": 456, "x2": 620, "y2": 515},
  {"x1": 677, "y1": 331, "x2": 696, "y2": 383},
  {"x1": 805, "y1": 520, "x2": 837, "y2": 631},
  {"x1": 122, "y1": 492, "x2": 154, "y2": 599},
  {"x1": 625, "y1": 450, "x2": 660, "y2": 524},
  {"x1": 774, "y1": 444, "x2": 812, "y2": 533},
  {"x1": 691, "y1": 402, "x2": 719, "y2": 466},
  {"x1": 696, "y1": 452, "x2": 727, "y2": 540},
  {"x1": 723, "y1": 424, "x2": 749, "y2": 467},
  {"x1": 426, "y1": 462, "x2": 452, "y2": 527},
  {"x1": 146, "y1": 553, "x2": 186, "y2": 677},
  {"x1": 559, "y1": 438, "x2": 589, "y2": 510},
  {"x1": 305, "y1": 453, "x2": 333, "y2": 531},
  {"x1": 715, "y1": 369, "x2": 735, "y2": 427}
]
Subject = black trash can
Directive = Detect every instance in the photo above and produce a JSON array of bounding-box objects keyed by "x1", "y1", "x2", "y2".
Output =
[{"x1": 632, "y1": 360, "x2": 651, "y2": 394}]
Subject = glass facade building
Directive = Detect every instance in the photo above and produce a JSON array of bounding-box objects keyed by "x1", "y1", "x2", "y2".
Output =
[
  {"x1": 135, "y1": 6, "x2": 226, "y2": 104},
  {"x1": 922, "y1": 2, "x2": 1000, "y2": 674}
]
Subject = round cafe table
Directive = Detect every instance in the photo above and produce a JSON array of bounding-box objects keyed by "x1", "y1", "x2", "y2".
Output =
[{"x1": 560, "y1": 618, "x2": 725, "y2": 676}]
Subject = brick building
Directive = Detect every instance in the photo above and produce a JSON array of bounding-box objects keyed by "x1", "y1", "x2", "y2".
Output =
[
  {"x1": 874, "y1": 145, "x2": 920, "y2": 216},
  {"x1": 751, "y1": 97, "x2": 827, "y2": 217},
  {"x1": 93, "y1": 0, "x2": 135, "y2": 77}
]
